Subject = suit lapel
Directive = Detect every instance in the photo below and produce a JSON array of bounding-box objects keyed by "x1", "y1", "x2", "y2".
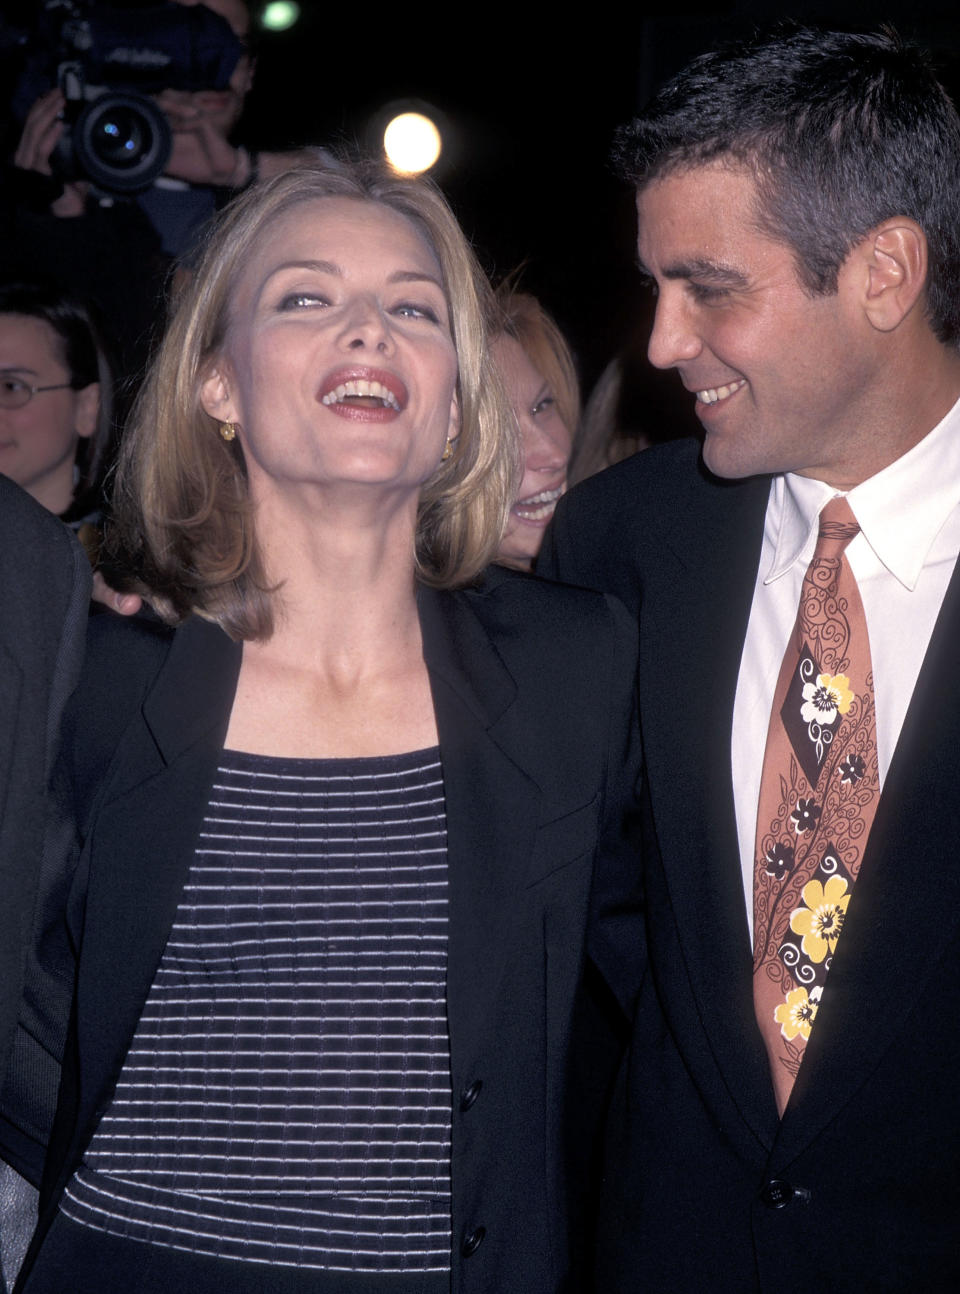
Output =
[
  {"x1": 639, "y1": 471, "x2": 779, "y2": 1143},
  {"x1": 418, "y1": 586, "x2": 541, "y2": 1061},
  {"x1": 775, "y1": 550, "x2": 960, "y2": 1162}
]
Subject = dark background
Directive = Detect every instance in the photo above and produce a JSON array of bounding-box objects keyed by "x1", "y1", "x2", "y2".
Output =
[
  {"x1": 4, "y1": 0, "x2": 960, "y2": 434},
  {"x1": 245, "y1": 0, "x2": 960, "y2": 438}
]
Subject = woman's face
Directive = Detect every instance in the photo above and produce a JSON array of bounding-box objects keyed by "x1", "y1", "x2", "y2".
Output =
[
  {"x1": 202, "y1": 197, "x2": 460, "y2": 510},
  {"x1": 494, "y1": 334, "x2": 573, "y2": 569},
  {"x1": 0, "y1": 314, "x2": 98, "y2": 515}
]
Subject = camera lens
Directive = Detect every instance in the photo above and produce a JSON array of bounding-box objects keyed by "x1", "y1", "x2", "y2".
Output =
[
  {"x1": 95, "y1": 108, "x2": 144, "y2": 164},
  {"x1": 73, "y1": 93, "x2": 172, "y2": 194}
]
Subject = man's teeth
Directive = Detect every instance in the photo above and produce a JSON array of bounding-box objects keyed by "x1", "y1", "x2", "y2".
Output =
[
  {"x1": 696, "y1": 379, "x2": 747, "y2": 405},
  {"x1": 322, "y1": 378, "x2": 400, "y2": 409},
  {"x1": 514, "y1": 485, "x2": 564, "y2": 520}
]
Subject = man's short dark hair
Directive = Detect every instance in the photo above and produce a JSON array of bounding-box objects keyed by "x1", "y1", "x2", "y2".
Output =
[{"x1": 613, "y1": 26, "x2": 960, "y2": 346}]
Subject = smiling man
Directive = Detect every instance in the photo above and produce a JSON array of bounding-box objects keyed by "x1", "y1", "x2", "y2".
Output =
[{"x1": 544, "y1": 26, "x2": 960, "y2": 1292}]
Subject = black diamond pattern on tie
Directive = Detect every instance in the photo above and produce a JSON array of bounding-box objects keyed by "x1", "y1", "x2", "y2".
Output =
[{"x1": 779, "y1": 639, "x2": 834, "y2": 787}]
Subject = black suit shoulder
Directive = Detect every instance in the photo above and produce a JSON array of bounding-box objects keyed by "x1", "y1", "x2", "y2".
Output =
[
  {"x1": 450, "y1": 566, "x2": 640, "y2": 829},
  {"x1": 466, "y1": 562, "x2": 635, "y2": 652},
  {"x1": 458, "y1": 565, "x2": 637, "y2": 726},
  {"x1": 542, "y1": 439, "x2": 769, "y2": 612},
  {"x1": 553, "y1": 438, "x2": 703, "y2": 547},
  {"x1": 0, "y1": 472, "x2": 78, "y2": 559},
  {"x1": 0, "y1": 476, "x2": 89, "y2": 668}
]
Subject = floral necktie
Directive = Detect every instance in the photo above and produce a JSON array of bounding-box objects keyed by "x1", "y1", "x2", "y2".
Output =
[{"x1": 752, "y1": 496, "x2": 879, "y2": 1115}]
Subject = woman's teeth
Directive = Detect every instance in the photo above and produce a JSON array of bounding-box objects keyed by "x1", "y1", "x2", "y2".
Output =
[
  {"x1": 322, "y1": 379, "x2": 400, "y2": 410},
  {"x1": 514, "y1": 485, "x2": 564, "y2": 521}
]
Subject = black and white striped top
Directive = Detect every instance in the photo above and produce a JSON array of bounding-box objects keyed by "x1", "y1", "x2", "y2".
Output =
[{"x1": 62, "y1": 747, "x2": 452, "y2": 1274}]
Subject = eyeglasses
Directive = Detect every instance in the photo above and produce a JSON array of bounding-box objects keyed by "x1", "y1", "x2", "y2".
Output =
[{"x1": 0, "y1": 378, "x2": 75, "y2": 411}]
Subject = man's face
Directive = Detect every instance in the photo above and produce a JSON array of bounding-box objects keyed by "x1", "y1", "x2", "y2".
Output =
[{"x1": 635, "y1": 162, "x2": 883, "y2": 488}]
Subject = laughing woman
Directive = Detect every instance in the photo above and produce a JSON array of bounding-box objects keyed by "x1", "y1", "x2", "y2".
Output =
[
  {"x1": 491, "y1": 287, "x2": 580, "y2": 572},
  {"x1": 18, "y1": 163, "x2": 639, "y2": 1294}
]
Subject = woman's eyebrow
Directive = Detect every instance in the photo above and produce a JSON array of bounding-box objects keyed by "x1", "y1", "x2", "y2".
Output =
[{"x1": 387, "y1": 270, "x2": 444, "y2": 289}]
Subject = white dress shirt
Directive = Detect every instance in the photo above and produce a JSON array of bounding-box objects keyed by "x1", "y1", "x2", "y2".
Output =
[{"x1": 733, "y1": 396, "x2": 960, "y2": 940}]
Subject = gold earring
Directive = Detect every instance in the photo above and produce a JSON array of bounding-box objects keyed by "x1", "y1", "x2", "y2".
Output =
[
  {"x1": 220, "y1": 421, "x2": 237, "y2": 442},
  {"x1": 441, "y1": 438, "x2": 454, "y2": 461}
]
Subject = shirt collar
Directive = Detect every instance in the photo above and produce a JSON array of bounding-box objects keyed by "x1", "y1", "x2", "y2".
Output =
[
  {"x1": 764, "y1": 475, "x2": 834, "y2": 584},
  {"x1": 764, "y1": 393, "x2": 960, "y2": 590}
]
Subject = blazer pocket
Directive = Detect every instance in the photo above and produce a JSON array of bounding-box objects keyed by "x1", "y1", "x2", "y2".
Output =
[{"x1": 525, "y1": 795, "x2": 600, "y2": 889}]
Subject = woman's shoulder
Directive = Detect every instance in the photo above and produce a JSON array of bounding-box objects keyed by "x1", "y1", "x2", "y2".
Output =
[
  {"x1": 69, "y1": 612, "x2": 234, "y2": 818},
  {"x1": 448, "y1": 565, "x2": 636, "y2": 689},
  {"x1": 72, "y1": 610, "x2": 174, "y2": 746},
  {"x1": 80, "y1": 610, "x2": 239, "y2": 717},
  {"x1": 439, "y1": 568, "x2": 639, "y2": 790},
  {"x1": 84, "y1": 606, "x2": 176, "y2": 683},
  {"x1": 464, "y1": 564, "x2": 633, "y2": 636}
]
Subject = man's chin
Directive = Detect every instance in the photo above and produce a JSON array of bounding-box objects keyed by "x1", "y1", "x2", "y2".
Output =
[
  {"x1": 700, "y1": 435, "x2": 760, "y2": 481},
  {"x1": 703, "y1": 447, "x2": 783, "y2": 484}
]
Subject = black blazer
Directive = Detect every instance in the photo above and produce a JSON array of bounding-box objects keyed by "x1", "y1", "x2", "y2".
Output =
[
  {"x1": 545, "y1": 438, "x2": 960, "y2": 1293},
  {"x1": 0, "y1": 478, "x2": 89, "y2": 1134},
  {"x1": 25, "y1": 569, "x2": 641, "y2": 1294}
]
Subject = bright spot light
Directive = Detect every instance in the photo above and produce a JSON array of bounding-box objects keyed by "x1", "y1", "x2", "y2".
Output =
[
  {"x1": 383, "y1": 112, "x2": 442, "y2": 176},
  {"x1": 260, "y1": 1, "x2": 300, "y2": 31}
]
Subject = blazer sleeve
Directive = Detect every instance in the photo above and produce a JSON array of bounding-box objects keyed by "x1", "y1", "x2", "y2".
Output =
[
  {"x1": 0, "y1": 487, "x2": 90, "y2": 1185},
  {"x1": 0, "y1": 611, "x2": 172, "y2": 1185}
]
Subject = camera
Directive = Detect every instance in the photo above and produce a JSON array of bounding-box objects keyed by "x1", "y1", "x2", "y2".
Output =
[{"x1": 10, "y1": 1, "x2": 247, "y2": 195}]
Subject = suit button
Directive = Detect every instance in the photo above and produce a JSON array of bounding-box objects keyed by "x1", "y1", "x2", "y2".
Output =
[
  {"x1": 459, "y1": 1079, "x2": 482, "y2": 1111},
  {"x1": 760, "y1": 1179, "x2": 795, "y2": 1209},
  {"x1": 461, "y1": 1226, "x2": 486, "y2": 1256}
]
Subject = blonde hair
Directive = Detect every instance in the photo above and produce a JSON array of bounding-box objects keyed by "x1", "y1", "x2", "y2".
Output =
[
  {"x1": 110, "y1": 162, "x2": 520, "y2": 640},
  {"x1": 493, "y1": 285, "x2": 580, "y2": 440}
]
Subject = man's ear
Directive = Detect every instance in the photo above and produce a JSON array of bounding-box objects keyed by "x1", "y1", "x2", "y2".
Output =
[
  {"x1": 200, "y1": 365, "x2": 238, "y2": 424},
  {"x1": 859, "y1": 218, "x2": 928, "y2": 333}
]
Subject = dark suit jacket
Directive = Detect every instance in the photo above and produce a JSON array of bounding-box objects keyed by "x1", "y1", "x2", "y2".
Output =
[
  {"x1": 544, "y1": 437, "x2": 960, "y2": 1293},
  {"x1": 0, "y1": 477, "x2": 89, "y2": 1129},
  {"x1": 25, "y1": 568, "x2": 640, "y2": 1294}
]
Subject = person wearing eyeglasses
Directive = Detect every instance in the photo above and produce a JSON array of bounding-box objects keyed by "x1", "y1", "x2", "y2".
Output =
[{"x1": 0, "y1": 283, "x2": 113, "y2": 560}]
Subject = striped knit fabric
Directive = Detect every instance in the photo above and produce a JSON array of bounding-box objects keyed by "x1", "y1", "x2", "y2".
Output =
[{"x1": 62, "y1": 747, "x2": 452, "y2": 1274}]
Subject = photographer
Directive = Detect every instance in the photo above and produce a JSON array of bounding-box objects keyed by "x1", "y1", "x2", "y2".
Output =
[
  {"x1": 0, "y1": 3, "x2": 173, "y2": 388},
  {"x1": 7, "y1": 0, "x2": 320, "y2": 260},
  {"x1": 129, "y1": 0, "x2": 260, "y2": 258}
]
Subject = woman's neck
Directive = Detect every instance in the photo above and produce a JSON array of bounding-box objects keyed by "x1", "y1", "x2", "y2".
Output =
[{"x1": 252, "y1": 485, "x2": 424, "y2": 676}]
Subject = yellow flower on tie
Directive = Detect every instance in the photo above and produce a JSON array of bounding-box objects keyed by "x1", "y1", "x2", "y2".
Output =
[
  {"x1": 800, "y1": 673, "x2": 854, "y2": 725},
  {"x1": 789, "y1": 875, "x2": 850, "y2": 963},
  {"x1": 774, "y1": 986, "x2": 818, "y2": 1041}
]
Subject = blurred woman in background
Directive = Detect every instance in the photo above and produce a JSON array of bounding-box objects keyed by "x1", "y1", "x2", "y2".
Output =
[{"x1": 491, "y1": 287, "x2": 579, "y2": 571}]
